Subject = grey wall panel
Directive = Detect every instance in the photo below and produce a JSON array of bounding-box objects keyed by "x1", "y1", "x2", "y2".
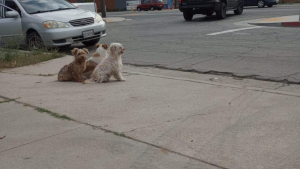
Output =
[{"x1": 115, "y1": 0, "x2": 127, "y2": 9}]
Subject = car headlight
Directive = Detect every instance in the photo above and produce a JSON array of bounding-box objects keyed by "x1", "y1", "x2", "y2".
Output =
[
  {"x1": 43, "y1": 21, "x2": 69, "y2": 29},
  {"x1": 95, "y1": 13, "x2": 103, "y2": 23}
]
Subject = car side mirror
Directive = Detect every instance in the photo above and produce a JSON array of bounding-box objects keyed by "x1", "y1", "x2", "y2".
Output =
[{"x1": 6, "y1": 11, "x2": 19, "y2": 18}]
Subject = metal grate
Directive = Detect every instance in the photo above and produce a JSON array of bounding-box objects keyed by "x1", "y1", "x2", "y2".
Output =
[{"x1": 69, "y1": 17, "x2": 94, "y2": 27}]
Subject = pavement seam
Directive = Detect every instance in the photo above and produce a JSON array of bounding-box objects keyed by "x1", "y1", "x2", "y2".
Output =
[
  {"x1": 123, "y1": 71, "x2": 300, "y2": 97},
  {"x1": 0, "y1": 71, "x2": 56, "y2": 77},
  {"x1": 125, "y1": 64, "x2": 300, "y2": 85},
  {"x1": 0, "y1": 95, "x2": 229, "y2": 169},
  {"x1": 0, "y1": 126, "x2": 84, "y2": 154}
]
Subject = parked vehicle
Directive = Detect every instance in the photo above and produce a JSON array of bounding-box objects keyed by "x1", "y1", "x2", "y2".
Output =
[
  {"x1": 137, "y1": 0, "x2": 165, "y2": 11},
  {"x1": 244, "y1": 0, "x2": 276, "y2": 7},
  {"x1": 179, "y1": 0, "x2": 244, "y2": 21},
  {"x1": 0, "y1": 0, "x2": 106, "y2": 48}
]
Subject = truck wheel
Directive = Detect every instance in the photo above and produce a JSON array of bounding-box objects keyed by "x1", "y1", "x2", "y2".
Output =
[
  {"x1": 183, "y1": 12, "x2": 193, "y2": 21},
  {"x1": 234, "y1": 0, "x2": 243, "y2": 15},
  {"x1": 216, "y1": 2, "x2": 226, "y2": 19},
  {"x1": 137, "y1": 7, "x2": 141, "y2": 11},
  {"x1": 258, "y1": 0, "x2": 265, "y2": 8},
  {"x1": 150, "y1": 6, "x2": 154, "y2": 11}
]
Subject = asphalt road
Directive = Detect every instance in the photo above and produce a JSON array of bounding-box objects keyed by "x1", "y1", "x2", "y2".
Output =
[{"x1": 76, "y1": 4, "x2": 300, "y2": 83}]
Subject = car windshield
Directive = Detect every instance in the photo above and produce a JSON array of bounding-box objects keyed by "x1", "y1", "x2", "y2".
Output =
[{"x1": 17, "y1": 0, "x2": 76, "y2": 14}]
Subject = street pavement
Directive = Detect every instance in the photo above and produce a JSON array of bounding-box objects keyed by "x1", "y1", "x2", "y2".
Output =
[
  {"x1": 1, "y1": 56, "x2": 300, "y2": 169},
  {"x1": 74, "y1": 5, "x2": 300, "y2": 83}
]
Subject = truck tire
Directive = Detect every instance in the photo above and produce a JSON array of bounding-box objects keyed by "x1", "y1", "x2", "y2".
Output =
[
  {"x1": 234, "y1": 0, "x2": 243, "y2": 15},
  {"x1": 183, "y1": 12, "x2": 193, "y2": 21},
  {"x1": 216, "y1": 2, "x2": 226, "y2": 19}
]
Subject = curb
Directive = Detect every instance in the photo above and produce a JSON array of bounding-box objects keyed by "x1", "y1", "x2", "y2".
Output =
[
  {"x1": 250, "y1": 21, "x2": 300, "y2": 28},
  {"x1": 281, "y1": 21, "x2": 300, "y2": 27},
  {"x1": 103, "y1": 17, "x2": 125, "y2": 23}
]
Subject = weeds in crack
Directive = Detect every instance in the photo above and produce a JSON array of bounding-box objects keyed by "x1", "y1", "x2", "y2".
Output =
[
  {"x1": 0, "y1": 98, "x2": 18, "y2": 104},
  {"x1": 113, "y1": 132, "x2": 126, "y2": 137},
  {"x1": 35, "y1": 107, "x2": 72, "y2": 120}
]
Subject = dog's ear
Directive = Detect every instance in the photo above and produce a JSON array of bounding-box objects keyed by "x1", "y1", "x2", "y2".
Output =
[
  {"x1": 96, "y1": 44, "x2": 100, "y2": 48},
  {"x1": 102, "y1": 44, "x2": 108, "y2": 50},
  {"x1": 109, "y1": 45, "x2": 116, "y2": 55},
  {"x1": 71, "y1": 48, "x2": 79, "y2": 56},
  {"x1": 82, "y1": 48, "x2": 89, "y2": 54}
]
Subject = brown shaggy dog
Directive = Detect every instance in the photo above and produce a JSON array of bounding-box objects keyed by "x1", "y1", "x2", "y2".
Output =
[
  {"x1": 83, "y1": 43, "x2": 108, "y2": 79},
  {"x1": 58, "y1": 48, "x2": 88, "y2": 82}
]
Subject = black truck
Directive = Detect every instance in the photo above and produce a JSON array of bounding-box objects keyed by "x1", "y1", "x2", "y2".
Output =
[{"x1": 179, "y1": 0, "x2": 244, "y2": 20}]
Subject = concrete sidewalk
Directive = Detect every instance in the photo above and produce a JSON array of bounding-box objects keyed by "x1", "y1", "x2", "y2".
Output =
[{"x1": 1, "y1": 56, "x2": 300, "y2": 169}]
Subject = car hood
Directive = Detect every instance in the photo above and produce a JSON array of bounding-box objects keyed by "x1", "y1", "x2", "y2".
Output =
[{"x1": 32, "y1": 9, "x2": 95, "y2": 22}]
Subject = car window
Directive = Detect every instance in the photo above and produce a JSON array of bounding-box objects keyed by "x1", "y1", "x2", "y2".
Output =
[
  {"x1": 17, "y1": 0, "x2": 76, "y2": 14},
  {"x1": 0, "y1": 6, "x2": 2, "y2": 18},
  {"x1": 141, "y1": 0, "x2": 147, "y2": 4},
  {"x1": 4, "y1": 0, "x2": 21, "y2": 16},
  {"x1": 0, "y1": 5, "x2": 15, "y2": 18}
]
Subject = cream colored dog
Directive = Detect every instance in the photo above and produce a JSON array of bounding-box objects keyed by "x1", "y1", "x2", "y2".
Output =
[
  {"x1": 84, "y1": 43, "x2": 125, "y2": 83},
  {"x1": 83, "y1": 43, "x2": 108, "y2": 79}
]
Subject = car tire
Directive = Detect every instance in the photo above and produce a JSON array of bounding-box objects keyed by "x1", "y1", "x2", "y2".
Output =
[
  {"x1": 267, "y1": 4, "x2": 273, "y2": 7},
  {"x1": 258, "y1": 0, "x2": 265, "y2": 8},
  {"x1": 27, "y1": 31, "x2": 44, "y2": 50},
  {"x1": 234, "y1": 0, "x2": 243, "y2": 15},
  {"x1": 216, "y1": 2, "x2": 227, "y2": 19},
  {"x1": 183, "y1": 12, "x2": 193, "y2": 21},
  {"x1": 137, "y1": 7, "x2": 141, "y2": 11},
  {"x1": 82, "y1": 38, "x2": 100, "y2": 46},
  {"x1": 150, "y1": 6, "x2": 154, "y2": 11}
]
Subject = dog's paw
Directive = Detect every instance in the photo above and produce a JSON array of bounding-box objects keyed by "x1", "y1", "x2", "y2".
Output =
[{"x1": 121, "y1": 78, "x2": 126, "y2": 81}]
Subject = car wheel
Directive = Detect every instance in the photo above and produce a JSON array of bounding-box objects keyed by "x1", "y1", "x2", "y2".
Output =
[
  {"x1": 82, "y1": 38, "x2": 100, "y2": 46},
  {"x1": 27, "y1": 31, "x2": 44, "y2": 50},
  {"x1": 258, "y1": 0, "x2": 265, "y2": 8},
  {"x1": 267, "y1": 4, "x2": 273, "y2": 7},
  {"x1": 183, "y1": 12, "x2": 193, "y2": 21},
  {"x1": 234, "y1": 0, "x2": 243, "y2": 15},
  {"x1": 216, "y1": 2, "x2": 226, "y2": 19},
  {"x1": 137, "y1": 7, "x2": 141, "y2": 11},
  {"x1": 150, "y1": 6, "x2": 154, "y2": 11}
]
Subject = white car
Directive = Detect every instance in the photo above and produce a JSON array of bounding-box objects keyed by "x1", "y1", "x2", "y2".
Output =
[{"x1": 0, "y1": 0, "x2": 106, "y2": 48}]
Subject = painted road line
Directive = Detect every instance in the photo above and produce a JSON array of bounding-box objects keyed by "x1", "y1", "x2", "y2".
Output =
[{"x1": 207, "y1": 26, "x2": 263, "y2": 36}]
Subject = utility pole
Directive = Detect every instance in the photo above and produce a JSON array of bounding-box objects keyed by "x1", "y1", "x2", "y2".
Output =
[{"x1": 100, "y1": 0, "x2": 106, "y2": 18}]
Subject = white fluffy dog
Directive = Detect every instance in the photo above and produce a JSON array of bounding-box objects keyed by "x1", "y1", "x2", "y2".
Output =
[
  {"x1": 83, "y1": 43, "x2": 125, "y2": 83},
  {"x1": 87, "y1": 44, "x2": 108, "y2": 64}
]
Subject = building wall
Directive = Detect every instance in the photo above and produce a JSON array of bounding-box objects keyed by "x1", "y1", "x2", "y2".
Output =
[
  {"x1": 95, "y1": 0, "x2": 115, "y2": 10},
  {"x1": 115, "y1": 0, "x2": 128, "y2": 10}
]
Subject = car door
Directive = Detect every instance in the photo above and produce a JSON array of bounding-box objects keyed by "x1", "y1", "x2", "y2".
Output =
[
  {"x1": 141, "y1": 0, "x2": 148, "y2": 10},
  {"x1": 231, "y1": 0, "x2": 238, "y2": 8},
  {"x1": 0, "y1": 4, "x2": 23, "y2": 47},
  {"x1": 227, "y1": 0, "x2": 236, "y2": 8}
]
